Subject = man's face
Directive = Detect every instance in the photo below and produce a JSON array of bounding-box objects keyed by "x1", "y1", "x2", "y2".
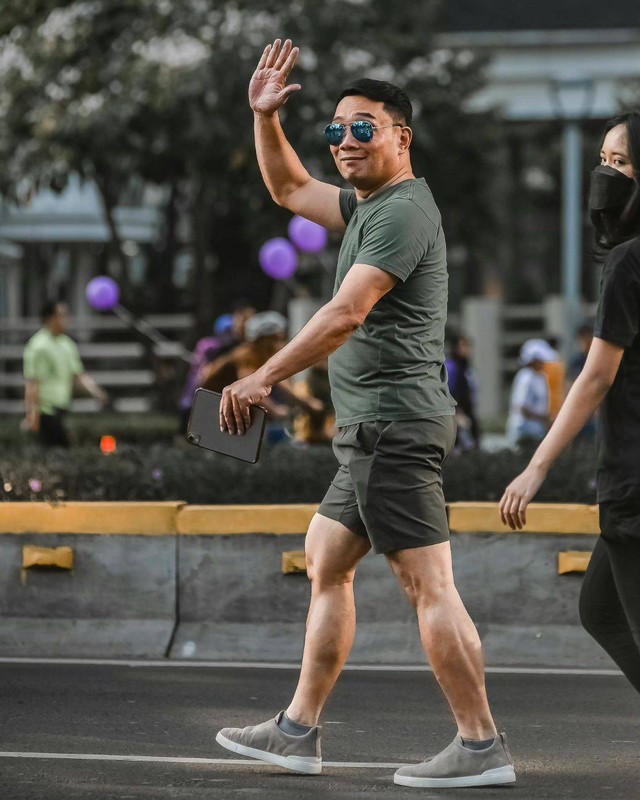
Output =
[
  {"x1": 49, "y1": 304, "x2": 70, "y2": 335},
  {"x1": 329, "y1": 96, "x2": 409, "y2": 191}
]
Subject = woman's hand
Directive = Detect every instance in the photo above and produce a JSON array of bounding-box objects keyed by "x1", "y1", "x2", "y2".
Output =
[
  {"x1": 248, "y1": 38, "x2": 301, "y2": 115},
  {"x1": 499, "y1": 463, "x2": 548, "y2": 530}
]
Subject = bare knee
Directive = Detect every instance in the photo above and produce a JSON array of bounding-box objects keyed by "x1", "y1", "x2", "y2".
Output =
[
  {"x1": 388, "y1": 559, "x2": 454, "y2": 610},
  {"x1": 306, "y1": 553, "x2": 357, "y2": 591}
]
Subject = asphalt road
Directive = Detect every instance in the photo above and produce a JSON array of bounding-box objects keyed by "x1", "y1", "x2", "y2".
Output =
[{"x1": 0, "y1": 661, "x2": 638, "y2": 800}]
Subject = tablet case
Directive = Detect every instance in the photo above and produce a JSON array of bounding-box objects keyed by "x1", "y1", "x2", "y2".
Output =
[{"x1": 186, "y1": 388, "x2": 267, "y2": 463}]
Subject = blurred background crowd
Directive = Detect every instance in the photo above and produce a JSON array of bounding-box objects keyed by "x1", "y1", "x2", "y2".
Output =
[{"x1": 0, "y1": 0, "x2": 639, "y2": 464}]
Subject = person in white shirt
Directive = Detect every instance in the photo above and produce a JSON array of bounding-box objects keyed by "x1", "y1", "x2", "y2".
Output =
[{"x1": 506, "y1": 339, "x2": 558, "y2": 446}]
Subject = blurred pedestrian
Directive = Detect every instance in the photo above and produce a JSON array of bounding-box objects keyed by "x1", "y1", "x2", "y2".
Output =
[
  {"x1": 202, "y1": 311, "x2": 322, "y2": 427},
  {"x1": 506, "y1": 338, "x2": 557, "y2": 447},
  {"x1": 567, "y1": 324, "x2": 597, "y2": 440},
  {"x1": 23, "y1": 301, "x2": 108, "y2": 447},
  {"x1": 178, "y1": 301, "x2": 255, "y2": 432},
  {"x1": 500, "y1": 109, "x2": 640, "y2": 696},
  {"x1": 542, "y1": 336, "x2": 566, "y2": 421},
  {"x1": 293, "y1": 358, "x2": 335, "y2": 444},
  {"x1": 445, "y1": 334, "x2": 480, "y2": 450}
]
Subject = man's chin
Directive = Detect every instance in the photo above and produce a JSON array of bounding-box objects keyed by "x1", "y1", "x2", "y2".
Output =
[{"x1": 339, "y1": 168, "x2": 375, "y2": 191}]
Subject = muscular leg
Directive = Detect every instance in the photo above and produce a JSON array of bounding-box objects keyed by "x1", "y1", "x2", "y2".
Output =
[
  {"x1": 387, "y1": 542, "x2": 496, "y2": 740},
  {"x1": 286, "y1": 513, "x2": 371, "y2": 726},
  {"x1": 580, "y1": 536, "x2": 640, "y2": 692}
]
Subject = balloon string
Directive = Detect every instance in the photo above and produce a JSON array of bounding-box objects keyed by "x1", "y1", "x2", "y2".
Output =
[{"x1": 112, "y1": 304, "x2": 193, "y2": 363}]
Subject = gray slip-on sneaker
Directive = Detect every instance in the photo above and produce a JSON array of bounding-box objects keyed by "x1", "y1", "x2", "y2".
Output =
[
  {"x1": 216, "y1": 711, "x2": 322, "y2": 775},
  {"x1": 394, "y1": 732, "x2": 515, "y2": 788}
]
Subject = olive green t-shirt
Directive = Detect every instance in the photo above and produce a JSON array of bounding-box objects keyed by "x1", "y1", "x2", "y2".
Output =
[
  {"x1": 329, "y1": 178, "x2": 455, "y2": 426},
  {"x1": 23, "y1": 328, "x2": 84, "y2": 414}
]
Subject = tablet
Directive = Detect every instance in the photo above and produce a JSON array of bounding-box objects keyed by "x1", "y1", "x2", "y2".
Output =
[{"x1": 186, "y1": 388, "x2": 267, "y2": 463}]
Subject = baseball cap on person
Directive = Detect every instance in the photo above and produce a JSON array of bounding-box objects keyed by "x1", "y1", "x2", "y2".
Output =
[
  {"x1": 519, "y1": 338, "x2": 559, "y2": 366},
  {"x1": 213, "y1": 313, "x2": 234, "y2": 336},
  {"x1": 245, "y1": 311, "x2": 287, "y2": 342}
]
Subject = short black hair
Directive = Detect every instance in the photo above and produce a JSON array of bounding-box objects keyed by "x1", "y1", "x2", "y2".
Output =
[
  {"x1": 40, "y1": 300, "x2": 61, "y2": 321},
  {"x1": 337, "y1": 79, "x2": 412, "y2": 127}
]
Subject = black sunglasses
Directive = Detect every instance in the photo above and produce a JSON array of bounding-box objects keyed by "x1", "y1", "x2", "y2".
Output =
[{"x1": 323, "y1": 120, "x2": 402, "y2": 145}]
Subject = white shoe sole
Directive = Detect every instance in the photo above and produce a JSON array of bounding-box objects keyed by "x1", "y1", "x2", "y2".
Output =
[
  {"x1": 394, "y1": 764, "x2": 516, "y2": 788},
  {"x1": 215, "y1": 731, "x2": 322, "y2": 775}
]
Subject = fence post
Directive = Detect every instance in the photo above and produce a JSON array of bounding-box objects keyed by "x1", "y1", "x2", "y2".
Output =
[
  {"x1": 461, "y1": 297, "x2": 503, "y2": 422},
  {"x1": 543, "y1": 295, "x2": 565, "y2": 342},
  {"x1": 287, "y1": 298, "x2": 323, "y2": 384}
]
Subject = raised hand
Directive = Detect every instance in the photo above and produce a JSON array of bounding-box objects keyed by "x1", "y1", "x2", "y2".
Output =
[{"x1": 249, "y1": 38, "x2": 301, "y2": 116}]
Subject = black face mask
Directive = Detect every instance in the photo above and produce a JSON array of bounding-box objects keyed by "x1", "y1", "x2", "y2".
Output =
[{"x1": 588, "y1": 165, "x2": 635, "y2": 212}]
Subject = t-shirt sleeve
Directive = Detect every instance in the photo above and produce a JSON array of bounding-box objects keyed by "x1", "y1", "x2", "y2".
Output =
[
  {"x1": 339, "y1": 189, "x2": 357, "y2": 225},
  {"x1": 353, "y1": 199, "x2": 436, "y2": 282},
  {"x1": 69, "y1": 340, "x2": 84, "y2": 375},
  {"x1": 23, "y1": 345, "x2": 46, "y2": 381},
  {"x1": 594, "y1": 249, "x2": 640, "y2": 348}
]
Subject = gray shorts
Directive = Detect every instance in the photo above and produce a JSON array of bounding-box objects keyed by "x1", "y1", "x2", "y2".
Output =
[{"x1": 317, "y1": 416, "x2": 456, "y2": 554}]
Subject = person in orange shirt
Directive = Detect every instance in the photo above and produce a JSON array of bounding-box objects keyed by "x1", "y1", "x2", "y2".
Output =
[{"x1": 541, "y1": 337, "x2": 565, "y2": 420}]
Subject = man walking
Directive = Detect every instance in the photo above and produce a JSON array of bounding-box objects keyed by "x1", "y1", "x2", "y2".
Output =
[
  {"x1": 23, "y1": 301, "x2": 108, "y2": 447},
  {"x1": 216, "y1": 39, "x2": 514, "y2": 789}
]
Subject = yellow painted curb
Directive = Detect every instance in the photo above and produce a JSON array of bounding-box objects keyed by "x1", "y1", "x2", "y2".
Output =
[
  {"x1": 0, "y1": 502, "x2": 601, "y2": 536},
  {"x1": 22, "y1": 545, "x2": 74, "y2": 569},
  {"x1": 282, "y1": 550, "x2": 308, "y2": 574},
  {"x1": 558, "y1": 550, "x2": 593, "y2": 574},
  {"x1": 448, "y1": 502, "x2": 600, "y2": 535},
  {"x1": 0, "y1": 502, "x2": 183, "y2": 535},
  {"x1": 177, "y1": 504, "x2": 318, "y2": 535}
]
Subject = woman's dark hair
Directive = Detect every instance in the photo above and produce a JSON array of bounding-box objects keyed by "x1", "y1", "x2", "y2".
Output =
[
  {"x1": 336, "y1": 79, "x2": 412, "y2": 127},
  {"x1": 591, "y1": 110, "x2": 640, "y2": 252}
]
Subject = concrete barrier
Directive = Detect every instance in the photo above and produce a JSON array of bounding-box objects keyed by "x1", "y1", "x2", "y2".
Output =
[
  {"x1": 0, "y1": 502, "x2": 181, "y2": 657},
  {"x1": 0, "y1": 502, "x2": 607, "y2": 667}
]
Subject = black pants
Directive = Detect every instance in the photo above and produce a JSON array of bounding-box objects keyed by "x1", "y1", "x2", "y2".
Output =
[
  {"x1": 579, "y1": 499, "x2": 640, "y2": 693},
  {"x1": 39, "y1": 409, "x2": 70, "y2": 448}
]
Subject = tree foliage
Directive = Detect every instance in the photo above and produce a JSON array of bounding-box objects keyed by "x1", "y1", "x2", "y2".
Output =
[{"x1": 0, "y1": 0, "x2": 500, "y2": 325}]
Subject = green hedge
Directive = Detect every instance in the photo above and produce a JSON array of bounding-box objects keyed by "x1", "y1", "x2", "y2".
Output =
[{"x1": 0, "y1": 440, "x2": 597, "y2": 504}]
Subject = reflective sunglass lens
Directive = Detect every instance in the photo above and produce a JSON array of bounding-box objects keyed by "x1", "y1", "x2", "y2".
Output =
[
  {"x1": 324, "y1": 124, "x2": 345, "y2": 145},
  {"x1": 351, "y1": 121, "x2": 374, "y2": 142},
  {"x1": 324, "y1": 121, "x2": 376, "y2": 144}
]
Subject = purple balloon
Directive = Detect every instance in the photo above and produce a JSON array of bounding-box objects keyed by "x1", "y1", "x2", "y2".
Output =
[
  {"x1": 259, "y1": 237, "x2": 298, "y2": 280},
  {"x1": 86, "y1": 276, "x2": 120, "y2": 311},
  {"x1": 288, "y1": 215, "x2": 328, "y2": 253}
]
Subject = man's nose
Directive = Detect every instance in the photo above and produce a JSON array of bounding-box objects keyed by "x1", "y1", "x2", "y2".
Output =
[{"x1": 339, "y1": 128, "x2": 361, "y2": 148}]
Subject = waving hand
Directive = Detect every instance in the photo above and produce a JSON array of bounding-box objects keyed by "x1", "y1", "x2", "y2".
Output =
[{"x1": 249, "y1": 38, "x2": 301, "y2": 115}]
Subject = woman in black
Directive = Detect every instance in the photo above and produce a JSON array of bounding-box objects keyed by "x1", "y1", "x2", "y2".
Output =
[{"x1": 500, "y1": 110, "x2": 640, "y2": 692}]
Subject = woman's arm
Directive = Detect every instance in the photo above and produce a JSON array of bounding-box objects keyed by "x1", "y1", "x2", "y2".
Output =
[{"x1": 499, "y1": 337, "x2": 624, "y2": 530}]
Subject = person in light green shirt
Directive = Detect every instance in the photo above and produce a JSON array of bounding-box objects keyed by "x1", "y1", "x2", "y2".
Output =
[{"x1": 23, "y1": 301, "x2": 108, "y2": 447}]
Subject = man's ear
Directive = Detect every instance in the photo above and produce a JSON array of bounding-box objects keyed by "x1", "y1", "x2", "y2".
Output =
[{"x1": 398, "y1": 126, "x2": 413, "y2": 153}]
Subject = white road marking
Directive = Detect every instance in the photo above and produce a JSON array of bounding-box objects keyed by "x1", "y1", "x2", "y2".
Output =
[
  {"x1": 0, "y1": 751, "x2": 404, "y2": 769},
  {"x1": 0, "y1": 657, "x2": 622, "y2": 676}
]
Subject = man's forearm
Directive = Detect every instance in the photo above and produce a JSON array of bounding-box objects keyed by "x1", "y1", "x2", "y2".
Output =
[
  {"x1": 257, "y1": 302, "x2": 358, "y2": 386},
  {"x1": 254, "y1": 112, "x2": 311, "y2": 205},
  {"x1": 75, "y1": 373, "x2": 106, "y2": 400},
  {"x1": 25, "y1": 382, "x2": 39, "y2": 415},
  {"x1": 531, "y1": 373, "x2": 609, "y2": 471}
]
